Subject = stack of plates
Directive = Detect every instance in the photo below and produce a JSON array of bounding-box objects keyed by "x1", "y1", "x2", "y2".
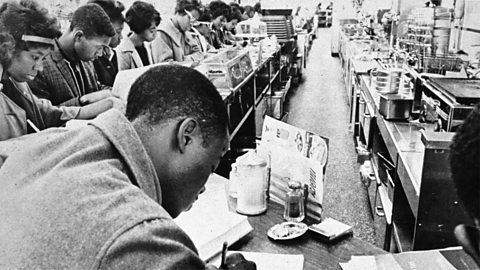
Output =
[{"x1": 374, "y1": 69, "x2": 403, "y2": 94}]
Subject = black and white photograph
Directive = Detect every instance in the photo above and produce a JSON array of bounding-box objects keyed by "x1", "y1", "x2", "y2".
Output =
[{"x1": 0, "y1": 0, "x2": 480, "y2": 269}]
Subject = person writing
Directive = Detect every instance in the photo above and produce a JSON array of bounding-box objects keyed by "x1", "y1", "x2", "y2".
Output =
[
  {"x1": 450, "y1": 104, "x2": 480, "y2": 266},
  {"x1": 191, "y1": 12, "x2": 215, "y2": 54},
  {"x1": 0, "y1": 32, "x2": 20, "y2": 139},
  {"x1": 28, "y1": 3, "x2": 117, "y2": 106},
  {"x1": 0, "y1": 0, "x2": 123, "y2": 141},
  {"x1": 89, "y1": 0, "x2": 126, "y2": 87},
  {"x1": 0, "y1": 64, "x2": 255, "y2": 270},
  {"x1": 222, "y1": 8, "x2": 243, "y2": 46},
  {"x1": 117, "y1": 1, "x2": 160, "y2": 70},
  {"x1": 208, "y1": 1, "x2": 231, "y2": 49},
  {"x1": 151, "y1": 0, "x2": 204, "y2": 66}
]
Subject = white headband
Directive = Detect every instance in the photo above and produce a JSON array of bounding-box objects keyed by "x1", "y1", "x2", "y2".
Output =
[{"x1": 21, "y1": 35, "x2": 55, "y2": 46}]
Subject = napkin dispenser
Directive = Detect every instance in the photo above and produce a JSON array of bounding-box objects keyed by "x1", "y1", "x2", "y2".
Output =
[{"x1": 379, "y1": 94, "x2": 413, "y2": 120}]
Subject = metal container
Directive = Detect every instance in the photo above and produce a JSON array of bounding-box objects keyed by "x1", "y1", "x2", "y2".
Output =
[
  {"x1": 202, "y1": 48, "x2": 253, "y2": 90},
  {"x1": 379, "y1": 94, "x2": 413, "y2": 120},
  {"x1": 374, "y1": 68, "x2": 403, "y2": 94}
]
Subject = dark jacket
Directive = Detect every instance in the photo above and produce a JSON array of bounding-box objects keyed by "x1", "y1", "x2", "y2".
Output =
[
  {"x1": 0, "y1": 109, "x2": 206, "y2": 269},
  {"x1": 93, "y1": 48, "x2": 118, "y2": 87},
  {"x1": 29, "y1": 40, "x2": 102, "y2": 106},
  {"x1": 210, "y1": 26, "x2": 224, "y2": 49}
]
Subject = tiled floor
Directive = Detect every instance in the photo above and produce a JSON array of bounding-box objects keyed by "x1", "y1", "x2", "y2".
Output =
[{"x1": 284, "y1": 27, "x2": 379, "y2": 246}]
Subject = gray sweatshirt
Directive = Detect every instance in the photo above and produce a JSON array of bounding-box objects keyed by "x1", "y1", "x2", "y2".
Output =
[{"x1": 0, "y1": 109, "x2": 206, "y2": 269}]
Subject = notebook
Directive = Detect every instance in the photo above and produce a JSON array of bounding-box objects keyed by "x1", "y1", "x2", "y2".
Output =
[
  {"x1": 112, "y1": 63, "x2": 168, "y2": 101},
  {"x1": 309, "y1": 218, "x2": 353, "y2": 241},
  {"x1": 174, "y1": 174, "x2": 253, "y2": 261},
  {"x1": 111, "y1": 62, "x2": 193, "y2": 101}
]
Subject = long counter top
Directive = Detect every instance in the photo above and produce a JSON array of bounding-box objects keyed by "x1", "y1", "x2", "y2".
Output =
[{"x1": 359, "y1": 74, "x2": 429, "y2": 216}]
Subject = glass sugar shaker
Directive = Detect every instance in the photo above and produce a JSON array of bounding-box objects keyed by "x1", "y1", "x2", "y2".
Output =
[{"x1": 283, "y1": 179, "x2": 305, "y2": 222}]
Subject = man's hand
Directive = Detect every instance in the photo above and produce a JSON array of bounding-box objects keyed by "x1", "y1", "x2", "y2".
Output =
[
  {"x1": 80, "y1": 90, "x2": 114, "y2": 105},
  {"x1": 220, "y1": 253, "x2": 256, "y2": 270}
]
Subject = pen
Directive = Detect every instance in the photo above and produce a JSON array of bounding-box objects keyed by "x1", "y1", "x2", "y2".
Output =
[
  {"x1": 27, "y1": 119, "x2": 40, "y2": 133},
  {"x1": 220, "y1": 241, "x2": 228, "y2": 268}
]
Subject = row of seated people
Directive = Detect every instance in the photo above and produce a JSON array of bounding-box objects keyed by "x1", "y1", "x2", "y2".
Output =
[
  {"x1": 0, "y1": 0, "x2": 260, "y2": 141},
  {"x1": 94, "y1": 0, "x2": 257, "y2": 86}
]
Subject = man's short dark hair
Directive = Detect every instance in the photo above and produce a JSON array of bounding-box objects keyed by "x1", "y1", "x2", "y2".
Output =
[
  {"x1": 0, "y1": 0, "x2": 61, "y2": 52},
  {"x1": 208, "y1": 1, "x2": 231, "y2": 20},
  {"x1": 125, "y1": 1, "x2": 160, "y2": 34},
  {"x1": 126, "y1": 65, "x2": 229, "y2": 146},
  {"x1": 450, "y1": 103, "x2": 480, "y2": 220},
  {"x1": 87, "y1": 0, "x2": 125, "y2": 24},
  {"x1": 175, "y1": 0, "x2": 201, "y2": 15},
  {"x1": 70, "y1": 4, "x2": 115, "y2": 38}
]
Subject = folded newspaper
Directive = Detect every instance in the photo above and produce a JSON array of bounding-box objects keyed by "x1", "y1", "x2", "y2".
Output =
[{"x1": 257, "y1": 116, "x2": 329, "y2": 221}]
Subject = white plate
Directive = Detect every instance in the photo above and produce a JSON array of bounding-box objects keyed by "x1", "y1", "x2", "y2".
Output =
[{"x1": 267, "y1": 222, "x2": 308, "y2": 240}]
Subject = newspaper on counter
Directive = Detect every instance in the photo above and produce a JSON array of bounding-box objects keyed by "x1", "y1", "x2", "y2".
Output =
[{"x1": 257, "y1": 116, "x2": 329, "y2": 221}]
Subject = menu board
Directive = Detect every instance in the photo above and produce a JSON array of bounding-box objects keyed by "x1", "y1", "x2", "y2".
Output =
[{"x1": 257, "y1": 116, "x2": 329, "y2": 221}]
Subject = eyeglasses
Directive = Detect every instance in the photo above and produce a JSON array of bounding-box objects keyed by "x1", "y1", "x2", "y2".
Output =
[{"x1": 184, "y1": 9, "x2": 197, "y2": 24}]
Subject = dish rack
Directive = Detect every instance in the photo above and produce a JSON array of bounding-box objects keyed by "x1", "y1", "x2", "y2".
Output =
[
  {"x1": 261, "y1": 15, "x2": 295, "y2": 42},
  {"x1": 420, "y1": 54, "x2": 466, "y2": 75}
]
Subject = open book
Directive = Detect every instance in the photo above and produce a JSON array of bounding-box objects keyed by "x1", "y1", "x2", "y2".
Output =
[{"x1": 174, "y1": 174, "x2": 253, "y2": 261}]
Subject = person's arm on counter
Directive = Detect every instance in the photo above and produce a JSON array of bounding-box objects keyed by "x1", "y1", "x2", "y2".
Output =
[
  {"x1": 76, "y1": 96, "x2": 126, "y2": 118},
  {"x1": 35, "y1": 93, "x2": 125, "y2": 127},
  {"x1": 98, "y1": 218, "x2": 255, "y2": 270}
]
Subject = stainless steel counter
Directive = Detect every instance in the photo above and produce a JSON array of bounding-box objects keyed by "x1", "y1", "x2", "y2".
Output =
[{"x1": 359, "y1": 74, "x2": 428, "y2": 216}]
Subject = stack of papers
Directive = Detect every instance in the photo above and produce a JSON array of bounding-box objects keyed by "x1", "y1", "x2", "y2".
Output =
[{"x1": 210, "y1": 251, "x2": 304, "y2": 270}]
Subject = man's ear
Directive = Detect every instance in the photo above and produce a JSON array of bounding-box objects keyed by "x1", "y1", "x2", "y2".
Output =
[
  {"x1": 454, "y1": 223, "x2": 480, "y2": 265},
  {"x1": 177, "y1": 118, "x2": 200, "y2": 153},
  {"x1": 73, "y1": 30, "x2": 85, "y2": 42}
]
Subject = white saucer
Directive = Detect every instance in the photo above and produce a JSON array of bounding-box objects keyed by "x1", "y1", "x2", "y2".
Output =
[{"x1": 267, "y1": 222, "x2": 308, "y2": 240}]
